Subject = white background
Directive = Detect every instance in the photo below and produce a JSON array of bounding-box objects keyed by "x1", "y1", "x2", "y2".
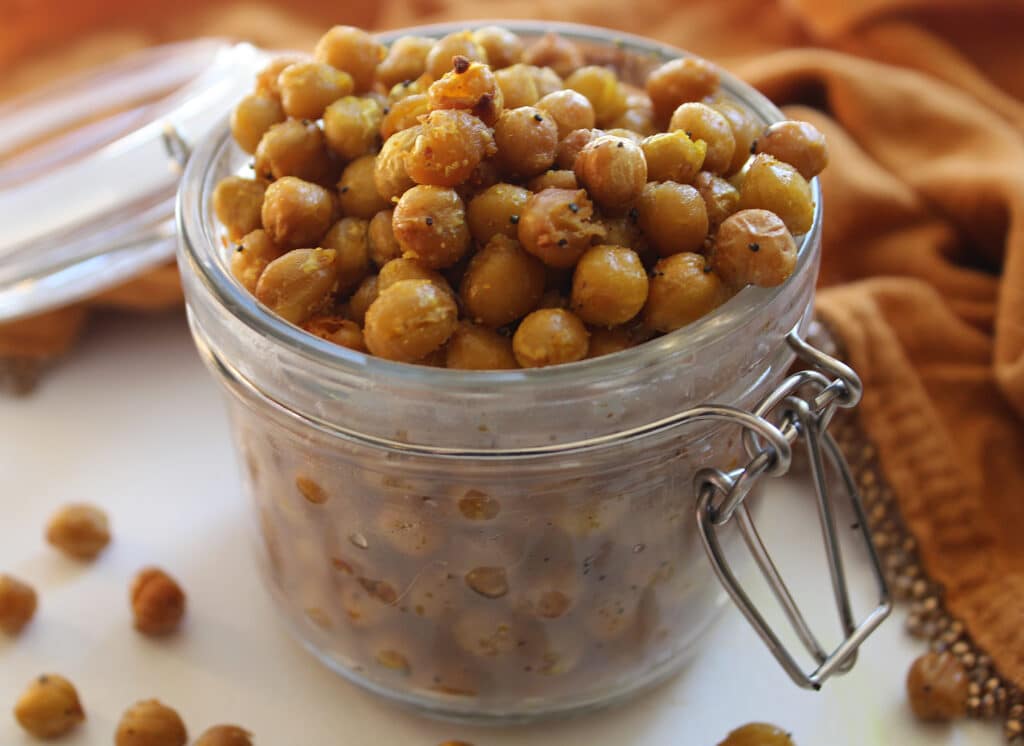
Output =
[{"x1": 0, "y1": 311, "x2": 996, "y2": 745}]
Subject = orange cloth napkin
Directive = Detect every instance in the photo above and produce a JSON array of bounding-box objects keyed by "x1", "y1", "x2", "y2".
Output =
[{"x1": 3, "y1": 0, "x2": 1023, "y2": 693}]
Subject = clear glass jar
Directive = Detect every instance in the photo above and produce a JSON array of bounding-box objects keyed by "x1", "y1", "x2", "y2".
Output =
[{"x1": 176, "y1": 22, "x2": 822, "y2": 723}]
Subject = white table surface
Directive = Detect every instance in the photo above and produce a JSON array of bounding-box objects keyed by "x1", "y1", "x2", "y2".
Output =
[{"x1": 0, "y1": 311, "x2": 997, "y2": 746}]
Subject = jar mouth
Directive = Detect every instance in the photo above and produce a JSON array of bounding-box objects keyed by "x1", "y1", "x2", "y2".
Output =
[{"x1": 177, "y1": 20, "x2": 822, "y2": 395}]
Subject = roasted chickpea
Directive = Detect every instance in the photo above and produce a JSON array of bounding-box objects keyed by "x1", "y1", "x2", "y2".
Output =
[
  {"x1": 314, "y1": 25, "x2": 385, "y2": 92},
  {"x1": 694, "y1": 170, "x2": 741, "y2": 227},
  {"x1": 349, "y1": 274, "x2": 379, "y2": 324},
  {"x1": 255, "y1": 248, "x2": 339, "y2": 324},
  {"x1": 906, "y1": 651, "x2": 969, "y2": 721},
  {"x1": 46, "y1": 503, "x2": 111, "y2": 560},
  {"x1": 14, "y1": 674, "x2": 85, "y2": 739},
  {"x1": 392, "y1": 185, "x2": 470, "y2": 268},
  {"x1": 536, "y1": 89, "x2": 596, "y2": 139},
  {"x1": 571, "y1": 245, "x2": 649, "y2": 327},
  {"x1": 606, "y1": 89, "x2": 656, "y2": 135},
  {"x1": 472, "y1": 26, "x2": 523, "y2": 69},
  {"x1": 425, "y1": 31, "x2": 489, "y2": 81},
  {"x1": 302, "y1": 315, "x2": 367, "y2": 351},
  {"x1": 261, "y1": 176, "x2": 335, "y2": 250},
  {"x1": 638, "y1": 181, "x2": 709, "y2": 256},
  {"x1": 712, "y1": 209, "x2": 797, "y2": 288},
  {"x1": 465, "y1": 184, "x2": 530, "y2": 245},
  {"x1": 380, "y1": 93, "x2": 429, "y2": 140},
  {"x1": 323, "y1": 96, "x2": 383, "y2": 161},
  {"x1": 254, "y1": 119, "x2": 336, "y2": 184},
  {"x1": 565, "y1": 66, "x2": 628, "y2": 126},
  {"x1": 518, "y1": 188, "x2": 604, "y2": 268},
  {"x1": 555, "y1": 127, "x2": 603, "y2": 169},
  {"x1": 643, "y1": 252, "x2": 727, "y2": 332},
  {"x1": 461, "y1": 235, "x2": 546, "y2": 327},
  {"x1": 0, "y1": 574, "x2": 37, "y2": 634},
  {"x1": 709, "y1": 98, "x2": 760, "y2": 174},
  {"x1": 598, "y1": 214, "x2": 649, "y2": 257},
  {"x1": 231, "y1": 229, "x2": 283, "y2": 293},
  {"x1": 527, "y1": 169, "x2": 578, "y2": 192},
  {"x1": 368, "y1": 209, "x2": 402, "y2": 266},
  {"x1": 717, "y1": 723, "x2": 795, "y2": 746},
  {"x1": 378, "y1": 257, "x2": 452, "y2": 295},
  {"x1": 494, "y1": 64, "x2": 540, "y2": 109},
  {"x1": 230, "y1": 93, "x2": 285, "y2": 153},
  {"x1": 321, "y1": 217, "x2": 371, "y2": 291},
  {"x1": 131, "y1": 567, "x2": 187, "y2": 636},
  {"x1": 333, "y1": 156, "x2": 388, "y2": 222},
  {"x1": 255, "y1": 55, "x2": 306, "y2": 98},
  {"x1": 513, "y1": 308, "x2": 589, "y2": 367},
  {"x1": 574, "y1": 135, "x2": 647, "y2": 209},
  {"x1": 754, "y1": 120, "x2": 829, "y2": 179},
  {"x1": 737, "y1": 154, "x2": 814, "y2": 234},
  {"x1": 669, "y1": 102, "x2": 736, "y2": 175},
  {"x1": 522, "y1": 33, "x2": 583, "y2": 79},
  {"x1": 387, "y1": 75, "x2": 431, "y2": 103},
  {"x1": 446, "y1": 321, "x2": 518, "y2": 370},
  {"x1": 364, "y1": 279, "x2": 459, "y2": 362},
  {"x1": 427, "y1": 58, "x2": 503, "y2": 125},
  {"x1": 641, "y1": 130, "x2": 706, "y2": 184},
  {"x1": 587, "y1": 326, "x2": 634, "y2": 357},
  {"x1": 374, "y1": 125, "x2": 421, "y2": 201},
  {"x1": 405, "y1": 109, "x2": 496, "y2": 187},
  {"x1": 493, "y1": 106, "x2": 559, "y2": 178},
  {"x1": 115, "y1": 699, "x2": 188, "y2": 746},
  {"x1": 195, "y1": 725, "x2": 253, "y2": 746},
  {"x1": 278, "y1": 61, "x2": 354, "y2": 120},
  {"x1": 646, "y1": 57, "x2": 720, "y2": 121},
  {"x1": 212, "y1": 176, "x2": 266, "y2": 242},
  {"x1": 377, "y1": 36, "x2": 434, "y2": 89}
]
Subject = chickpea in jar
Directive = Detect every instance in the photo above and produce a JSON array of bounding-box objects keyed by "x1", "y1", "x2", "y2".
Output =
[
  {"x1": 711, "y1": 208, "x2": 797, "y2": 288},
  {"x1": 694, "y1": 170, "x2": 741, "y2": 227},
  {"x1": 231, "y1": 229, "x2": 282, "y2": 294},
  {"x1": 587, "y1": 326, "x2": 634, "y2": 357},
  {"x1": 368, "y1": 209, "x2": 402, "y2": 266},
  {"x1": 254, "y1": 119, "x2": 336, "y2": 185},
  {"x1": 321, "y1": 217, "x2": 371, "y2": 292},
  {"x1": 349, "y1": 274, "x2": 379, "y2": 324},
  {"x1": 314, "y1": 25, "x2": 385, "y2": 93},
  {"x1": 737, "y1": 154, "x2": 814, "y2": 235},
  {"x1": 467, "y1": 183, "x2": 530, "y2": 244},
  {"x1": 381, "y1": 93, "x2": 429, "y2": 140},
  {"x1": 493, "y1": 106, "x2": 559, "y2": 178},
  {"x1": 555, "y1": 127, "x2": 603, "y2": 170},
  {"x1": 428, "y1": 57, "x2": 504, "y2": 126},
  {"x1": 461, "y1": 235, "x2": 546, "y2": 327},
  {"x1": 212, "y1": 176, "x2": 266, "y2": 242},
  {"x1": 392, "y1": 185, "x2": 470, "y2": 269},
  {"x1": 513, "y1": 307, "x2": 590, "y2": 368},
  {"x1": 277, "y1": 61, "x2": 354, "y2": 120},
  {"x1": 522, "y1": 32, "x2": 583, "y2": 79},
  {"x1": 709, "y1": 98, "x2": 761, "y2": 175},
  {"x1": 303, "y1": 315, "x2": 367, "y2": 351},
  {"x1": 637, "y1": 181, "x2": 709, "y2": 256},
  {"x1": 518, "y1": 188, "x2": 604, "y2": 268},
  {"x1": 754, "y1": 120, "x2": 829, "y2": 180},
  {"x1": 646, "y1": 56, "x2": 720, "y2": 121},
  {"x1": 377, "y1": 35, "x2": 434, "y2": 88},
  {"x1": 527, "y1": 169, "x2": 578, "y2": 192},
  {"x1": 374, "y1": 125, "x2": 421, "y2": 202},
  {"x1": 472, "y1": 26, "x2": 523, "y2": 69},
  {"x1": 255, "y1": 248, "x2": 338, "y2": 325},
  {"x1": 669, "y1": 102, "x2": 736, "y2": 175},
  {"x1": 425, "y1": 30, "x2": 489, "y2": 81},
  {"x1": 571, "y1": 245, "x2": 649, "y2": 327},
  {"x1": 644, "y1": 252, "x2": 728, "y2": 332},
  {"x1": 642, "y1": 130, "x2": 706, "y2": 184},
  {"x1": 364, "y1": 279, "x2": 458, "y2": 362},
  {"x1": 230, "y1": 93, "x2": 284, "y2": 154},
  {"x1": 261, "y1": 177, "x2": 335, "y2": 250},
  {"x1": 254, "y1": 55, "x2": 305, "y2": 99},
  {"x1": 574, "y1": 135, "x2": 647, "y2": 209},
  {"x1": 378, "y1": 257, "x2": 452, "y2": 295},
  {"x1": 536, "y1": 89, "x2": 595, "y2": 139},
  {"x1": 445, "y1": 321, "x2": 518, "y2": 370},
  {"x1": 405, "y1": 109, "x2": 496, "y2": 187},
  {"x1": 323, "y1": 96, "x2": 383, "y2": 161},
  {"x1": 565, "y1": 65, "x2": 628, "y2": 127},
  {"x1": 494, "y1": 63, "x2": 545, "y2": 109}
]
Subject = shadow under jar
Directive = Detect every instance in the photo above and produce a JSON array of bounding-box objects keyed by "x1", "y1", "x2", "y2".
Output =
[{"x1": 178, "y1": 22, "x2": 824, "y2": 723}]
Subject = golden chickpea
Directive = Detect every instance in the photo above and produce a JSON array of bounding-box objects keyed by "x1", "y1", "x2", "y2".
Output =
[
  {"x1": 254, "y1": 119, "x2": 335, "y2": 184},
  {"x1": 494, "y1": 64, "x2": 541, "y2": 109},
  {"x1": 518, "y1": 188, "x2": 604, "y2": 268},
  {"x1": 194, "y1": 725, "x2": 253, "y2": 746},
  {"x1": 405, "y1": 109, "x2": 496, "y2": 187},
  {"x1": 131, "y1": 567, "x2": 187, "y2": 636},
  {"x1": 598, "y1": 214, "x2": 649, "y2": 257},
  {"x1": 302, "y1": 315, "x2": 367, "y2": 352},
  {"x1": 644, "y1": 252, "x2": 727, "y2": 332},
  {"x1": 574, "y1": 135, "x2": 648, "y2": 209},
  {"x1": 212, "y1": 176, "x2": 266, "y2": 242},
  {"x1": 587, "y1": 326, "x2": 634, "y2": 357},
  {"x1": 709, "y1": 98, "x2": 761, "y2": 175},
  {"x1": 755, "y1": 120, "x2": 829, "y2": 180},
  {"x1": 380, "y1": 93, "x2": 429, "y2": 140},
  {"x1": 717, "y1": 723, "x2": 795, "y2": 746},
  {"x1": 230, "y1": 229, "x2": 283, "y2": 294},
  {"x1": 638, "y1": 181, "x2": 709, "y2": 256},
  {"x1": 321, "y1": 217, "x2": 370, "y2": 291},
  {"x1": 536, "y1": 89, "x2": 596, "y2": 139},
  {"x1": 115, "y1": 700, "x2": 188, "y2": 746},
  {"x1": 571, "y1": 245, "x2": 649, "y2": 327},
  {"x1": 374, "y1": 125, "x2": 421, "y2": 201},
  {"x1": 323, "y1": 95, "x2": 383, "y2": 161},
  {"x1": 261, "y1": 177, "x2": 335, "y2": 250},
  {"x1": 527, "y1": 169, "x2": 579, "y2": 192},
  {"x1": 256, "y1": 248, "x2": 339, "y2": 324},
  {"x1": 737, "y1": 154, "x2": 814, "y2": 234},
  {"x1": 606, "y1": 89, "x2": 657, "y2": 135},
  {"x1": 335, "y1": 155, "x2": 387, "y2": 220},
  {"x1": 387, "y1": 75, "x2": 430, "y2": 103},
  {"x1": 46, "y1": 503, "x2": 110, "y2": 560},
  {"x1": 711, "y1": 209, "x2": 798, "y2": 288},
  {"x1": 0, "y1": 573, "x2": 37, "y2": 634},
  {"x1": 255, "y1": 55, "x2": 306, "y2": 98},
  {"x1": 368, "y1": 209, "x2": 402, "y2": 267},
  {"x1": 564, "y1": 66, "x2": 628, "y2": 126},
  {"x1": 314, "y1": 25, "x2": 385, "y2": 93},
  {"x1": 377, "y1": 36, "x2": 435, "y2": 89},
  {"x1": 230, "y1": 93, "x2": 285, "y2": 154},
  {"x1": 427, "y1": 58, "x2": 503, "y2": 126},
  {"x1": 392, "y1": 185, "x2": 470, "y2": 269},
  {"x1": 461, "y1": 235, "x2": 546, "y2": 327},
  {"x1": 378, "y1": 257, "x2": 452, "y2": 295},
  {"x1": 14, "y1": 674, "x2": 85, "y2": 739},
  {"x1": 605, "y1": 127, "x2": 645, "y2": 144},
  {"x1": 458, "y1": 159, "x2": 501, "y2": 198},
  {"x1": 646, "y1": 57, "x2": 720, "y2": 121},
  {"x1": 349, "y1": 274, "x2": 379, "y2": 324},
  {"x1": 446, "y1": 321, "x2": 518, "y2": 370},
  {"x1": 467, "y1": 183, "x2": 531, "y2": 244},
  {"x1": 669, "y1": 102, "x2": 736, "y2": 175},
  {"x1": 906, "y1": 651, "x2": 969, "y2": 721},
  {"x1": 364, "y1": 279, "x2": 458, "y2": 362},
  {"x1": 694, "y1": 170, "x2": 741, "y2": 227},
  {"x1": 472, "y1": 26, "x2": 523, "y2": 69},
  {"x1": 278, "y1": 61, "x2": 354, "y2": 120},
  {"x1": 425, "y1": 31, "x2": 489, "y2": 81},
  {"x1": 642, "y1": 130, "x2": 706, "y2": 184},
  {"x1": 555, "y1": 127, "x2": 604, "y2": 170},
  {"x1": 522, "y1": 33, "x2": 583, "y2": 79},
  {"x1": 493, "y1": 106, "x2": 559, "y2": 178},
  {"x1": 513, "y1": 308, "x2": 589, "y2": 368}
]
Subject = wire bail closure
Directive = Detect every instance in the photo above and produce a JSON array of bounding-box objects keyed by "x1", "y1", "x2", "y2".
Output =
[{"x1": 695, "y1": 324, "x2": 891, "y2": 690}]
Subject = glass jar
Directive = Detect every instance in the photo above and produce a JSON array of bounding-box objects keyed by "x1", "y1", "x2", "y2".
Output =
[{"x1": 176, "y1": 22, "x2": 865, "y2": 723}]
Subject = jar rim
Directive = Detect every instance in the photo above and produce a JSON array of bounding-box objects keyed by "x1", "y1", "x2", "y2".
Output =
[{"x1": 177, "y1": 20, "x2": 822, "y2": 394}]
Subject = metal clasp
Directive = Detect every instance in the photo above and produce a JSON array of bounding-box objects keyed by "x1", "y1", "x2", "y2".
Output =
[{"x1": 696, "y1": 325, "x2": 891, "y2": 690}]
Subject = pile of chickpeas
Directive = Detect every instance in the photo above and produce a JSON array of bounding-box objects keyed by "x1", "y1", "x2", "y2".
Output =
[{"x1": 214, "y1": 25, "x2": 827, "y2": 370}]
